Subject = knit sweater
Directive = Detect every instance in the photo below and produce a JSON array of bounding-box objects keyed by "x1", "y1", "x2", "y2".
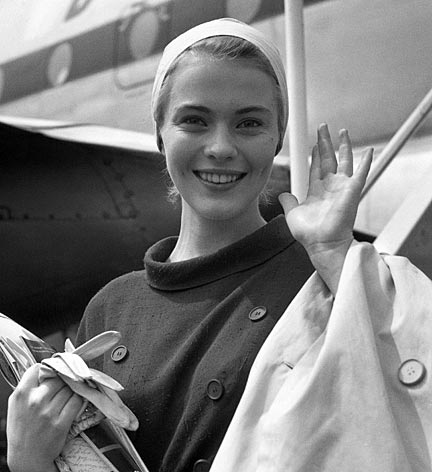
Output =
[{"x1": 76, "y1": 215, "x2": 314, "y2": 472}]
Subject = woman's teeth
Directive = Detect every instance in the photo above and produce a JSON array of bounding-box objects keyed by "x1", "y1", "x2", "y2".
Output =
[{"x1": 197, "y1": 172, "x2": 243, "y2": 184}]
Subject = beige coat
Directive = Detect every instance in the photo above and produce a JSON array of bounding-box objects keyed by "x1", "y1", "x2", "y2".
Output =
[{"x1": 211, "y1": 242, "x2": 432, "y2": 471}]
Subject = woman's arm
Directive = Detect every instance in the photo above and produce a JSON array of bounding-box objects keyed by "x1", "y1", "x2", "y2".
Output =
[
  {"x1": 7, "y1": 364, "x2": 83, "y2": 472},
  {"x1": 279, "y1": 124, "x2": 373, "y2": 295}
]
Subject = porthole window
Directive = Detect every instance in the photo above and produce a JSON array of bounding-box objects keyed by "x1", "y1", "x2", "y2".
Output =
[
  {"x1": 226, "y1": 0, "x2": 262, "y2": 24},
  {"x1": 46, "y1": 42, "x2": 73, "y2": 87},
  {"x1": 128, "y1": 10, "x2": 160, "y2": 60}
]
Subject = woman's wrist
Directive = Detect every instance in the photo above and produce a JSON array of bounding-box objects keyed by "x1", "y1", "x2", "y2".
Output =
[
  {"x1": 304, "y1": 237, "x2": 354, "y2": 295},
  {"x1": 7, "y1": 444, "x2": 59, "y2": 472},
  {"x1": 8, "y1": 460, "x2": 58, "y2": 472}
]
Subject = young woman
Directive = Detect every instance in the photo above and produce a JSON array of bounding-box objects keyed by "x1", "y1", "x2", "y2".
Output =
[{"x1": 7, "y1": 18, "x2": 372, "y2": 472}]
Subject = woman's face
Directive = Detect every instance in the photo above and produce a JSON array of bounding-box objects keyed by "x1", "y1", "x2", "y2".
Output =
[{"x1": 159, "y1": 55, "x2": 280, "y2": 223}]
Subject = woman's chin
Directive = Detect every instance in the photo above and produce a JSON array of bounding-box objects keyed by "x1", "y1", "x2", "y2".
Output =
[{"x1": 184, "y1": 198, "x2": 261, "y2": 225}]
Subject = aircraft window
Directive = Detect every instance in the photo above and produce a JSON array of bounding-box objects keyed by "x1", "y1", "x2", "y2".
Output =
[
  {"x1": 226, "y1": 0, "x2": 262, "y2": 24},
  {"x1": 114, "y1": 5, "x2": 163, "y2": 90},
  {"x1": 46, "y1": 42, "x2": 73, "y2": 87},
  {"x1": 128, "y1": 9, "x2": 160, "y2": 60}
]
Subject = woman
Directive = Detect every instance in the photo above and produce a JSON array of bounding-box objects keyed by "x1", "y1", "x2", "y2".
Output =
[{"x1": 7, "y1": 18, "x2": 372, "y2": 472}]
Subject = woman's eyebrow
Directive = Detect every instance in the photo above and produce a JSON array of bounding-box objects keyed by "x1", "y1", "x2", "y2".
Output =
[
  {"x1": 174, "y1": 104, "x2": 211, "y2": 114},
  {"x1": 174, "y1": 105, "x2": 272, "y2": 115},
  {"x1": 235, "y1": 106, "x2": 272, "y2": 115}
]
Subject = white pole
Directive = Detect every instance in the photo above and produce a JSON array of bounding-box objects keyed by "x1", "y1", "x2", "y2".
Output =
[{"x1": 284, "y1": 0, "x2": 309, "y2": 202}]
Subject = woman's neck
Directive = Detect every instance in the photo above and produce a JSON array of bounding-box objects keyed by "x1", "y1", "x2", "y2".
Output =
[{"x1": 168, "y1": 203, "x2": 267, "y2": 262}]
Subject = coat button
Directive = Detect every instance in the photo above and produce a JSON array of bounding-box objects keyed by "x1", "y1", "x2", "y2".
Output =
[
  {"x1": 249, "y1": 306, "x2": 267, "y2": 321},
  {"x1": 193, "y1": 459, "x2": 211, "y2": 472},
  {"x1": 111, "y1": 345, "x2": 128, "y2": 362},
  {"x1": 398, "y1": 359, "x2": 426, "y2": 386},
  {"x1": 206, "y1": 379, "x2": 224, "y2": 400}
]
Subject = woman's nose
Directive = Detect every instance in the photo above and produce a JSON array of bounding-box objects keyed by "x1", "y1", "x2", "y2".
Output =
[{"x1": 204, "y1": 125, "x2": 237, "y2": 161}]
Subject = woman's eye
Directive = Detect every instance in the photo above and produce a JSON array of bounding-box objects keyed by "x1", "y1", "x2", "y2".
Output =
[
  {"x1": 182, "y1": 116, "x2": 206, "y2": 126},
  {"x1": 238, "y1": 119, "x2": 261, "y2": 129}
]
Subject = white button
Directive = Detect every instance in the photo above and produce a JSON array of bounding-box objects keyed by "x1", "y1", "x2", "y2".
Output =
[
  {"x1": 111, "y1": 345, "x2": 128, "y2": 362},
  {"x1": 248, "y1": 306, "x2": 267, "y2": 322},
  {"x1": 398, "y1": 359, "x2": 426, "y2": 386}
]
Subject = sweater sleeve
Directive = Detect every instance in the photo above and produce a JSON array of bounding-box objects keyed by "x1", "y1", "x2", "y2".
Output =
[
  {"x1": 74, "y1": 290, "x2": 108, "y2": 372},
  {"x1": 75, "y1": 271, "x2": 145, "y2": 367},
  {"x1": 75, "y1": 297, "x2": 101, "y2": 347}
]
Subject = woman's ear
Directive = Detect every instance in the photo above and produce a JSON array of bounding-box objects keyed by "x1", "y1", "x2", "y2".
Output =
[{"x1": 157, "y1": 130, "x2": 165, "y2": 155}]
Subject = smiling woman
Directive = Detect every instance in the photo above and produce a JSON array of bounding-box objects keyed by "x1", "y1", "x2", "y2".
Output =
[
  {"x1": 160, "y1": 55, "x2": 280, "y2": 259},
  {"x1": 9, "y1": 16, "x2": 419, "y2": 472},
  {"x1": 151, "y1": 23, "x2": 288, "y2": 261}
]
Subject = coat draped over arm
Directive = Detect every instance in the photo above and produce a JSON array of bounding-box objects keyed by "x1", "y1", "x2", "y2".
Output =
[{"x1": 210, "y1": 242, "x2": 432, "y2": 472}]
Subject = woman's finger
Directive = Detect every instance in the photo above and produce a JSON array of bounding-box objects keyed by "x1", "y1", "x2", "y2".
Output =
[
  {"x1": 35, "y1": 375, "x2": 72, "y2": 403},
  {"x1": 49, "y1": 382, "x2": 81, "y2": 414},
  {"x1": 317, "y1": 123, "x2": 337, "y2": 175},
  {"x1": 56, "y1": 391, "x2": 83, "y2": 425},
  {"x1": 337, "y1": 129, "x2": 353, "y2": 176},
  {"x1": 13, "y1": 363, "x2": 40, "y2": 390},
  {"x1": 309, "y1": 145, "x2": 321, "y2": 185},
  {"x1": 354, "y1": 147, "x2": 374, "y2": 188},
  {"x1": 278, "y1": 192, "x2": 299, "y2": 216}
]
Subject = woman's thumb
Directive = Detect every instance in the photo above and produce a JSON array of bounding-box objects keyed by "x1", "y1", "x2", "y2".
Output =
[{"x1": 278, "y1": 192, "x2": 299, "y2": 215}]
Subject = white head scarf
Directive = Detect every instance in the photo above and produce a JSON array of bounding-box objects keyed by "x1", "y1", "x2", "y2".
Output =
[{"x1": 151, "y1": 17, "x2": 288, "y2": 153}]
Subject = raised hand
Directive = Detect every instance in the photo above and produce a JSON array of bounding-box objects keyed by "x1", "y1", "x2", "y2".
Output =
[{"x1": 279, "y1": 123, "x2": 373, "y2": 293}]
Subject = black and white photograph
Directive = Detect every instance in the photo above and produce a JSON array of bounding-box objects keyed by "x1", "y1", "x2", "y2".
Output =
[{"x1": 1, "y1": 1, "x2": 432, "y2": 471}]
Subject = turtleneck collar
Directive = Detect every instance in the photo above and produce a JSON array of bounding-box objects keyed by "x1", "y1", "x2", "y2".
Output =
[{"x1": 144, "y1": 215, "x2": 295, "y2": 291}]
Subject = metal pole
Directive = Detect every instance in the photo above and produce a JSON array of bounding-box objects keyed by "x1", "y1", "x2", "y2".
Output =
[
  {"x1": 361, "y1": 86, "x2": 432, "y2": 199},
  {"x1": 284, "y1": 0, "x2": 309, "y2": 203}
]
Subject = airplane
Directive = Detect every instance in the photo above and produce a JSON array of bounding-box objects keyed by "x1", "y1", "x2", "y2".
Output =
[
  {"x1": 1, "y1": 0, "x2": 431, "y2": 145},
  {"x1": 1, "y1": 0, "x2": 432, "y2": 334}
]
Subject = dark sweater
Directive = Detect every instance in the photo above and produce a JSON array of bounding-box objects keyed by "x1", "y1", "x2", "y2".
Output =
[{"x1": 76, "y1": 215, "x2": 314, "y2": 472}]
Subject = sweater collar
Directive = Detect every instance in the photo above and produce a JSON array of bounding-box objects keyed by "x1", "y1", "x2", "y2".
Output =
[{"x1": 144, "y1": 215, "x2": 294, "y2": 291}]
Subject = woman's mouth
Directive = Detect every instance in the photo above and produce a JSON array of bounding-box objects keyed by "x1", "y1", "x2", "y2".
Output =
[{"x1": 194, "y1": 171, "x2": 246, "y2": 184}]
